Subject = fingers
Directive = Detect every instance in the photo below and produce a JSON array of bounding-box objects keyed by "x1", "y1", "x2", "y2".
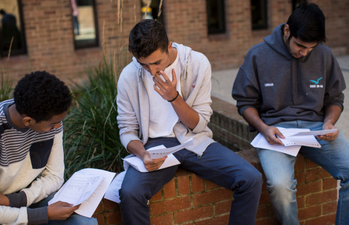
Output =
[{"x1": 144, "y1": 156, "x2": 167, "y2": 172}]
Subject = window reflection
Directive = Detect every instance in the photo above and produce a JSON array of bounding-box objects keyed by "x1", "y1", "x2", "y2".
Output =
[
  {"x1": 72, "y1": 0, "x2": 98, "y2": 49},
  {"x1": 0, "y1": 0, "x2": 26, "y2": 57}
]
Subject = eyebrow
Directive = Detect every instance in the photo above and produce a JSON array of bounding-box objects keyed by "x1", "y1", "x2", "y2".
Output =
[
  {"x1": 137, "y1": 59, "x2": 162, "y2": 66},
  {"x1": 294, "y1": 40, "x2": 318, "y2": 49}
]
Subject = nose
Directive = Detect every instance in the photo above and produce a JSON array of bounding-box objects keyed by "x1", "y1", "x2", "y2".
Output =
[
  {"x1": 300, "y1": 49, "x2": 309, "y2": 57},
  {"x1": 148, "y1": 65, "x2": 158, "y2": 76}
]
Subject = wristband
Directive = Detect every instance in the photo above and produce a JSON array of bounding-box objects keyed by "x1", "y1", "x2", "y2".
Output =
[{"x1": 168, "y1": 91, "x2": 179, "y2": 102}]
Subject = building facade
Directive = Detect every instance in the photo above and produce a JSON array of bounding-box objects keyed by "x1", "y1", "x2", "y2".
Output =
[{"x1": 0, "y1": 0, "x2": 348, "y2": 84}]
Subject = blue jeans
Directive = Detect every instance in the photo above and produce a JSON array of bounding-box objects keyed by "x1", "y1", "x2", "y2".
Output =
[
  {"x1": 119, "y1": 137, "x2": 263, "y2": 225},
  {"x1": 257, "y1": 121, "x2": 349, "y2": 225},
  {"x1": 29, "y1": 192, "x2": 98, "y2": 225}
]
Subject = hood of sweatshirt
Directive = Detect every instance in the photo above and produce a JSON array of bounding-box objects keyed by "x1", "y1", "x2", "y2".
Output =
[
  {"x1": 264, "y1": 24, "x2": 293, "y2": 60},
  {"x1": 131, "y1": 42, "x2": 192, "y2": 78}
]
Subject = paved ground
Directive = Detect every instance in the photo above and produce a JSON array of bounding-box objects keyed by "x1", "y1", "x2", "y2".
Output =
[{"x1": 212, "y1": 55, "x2": 349, "y2": 138}]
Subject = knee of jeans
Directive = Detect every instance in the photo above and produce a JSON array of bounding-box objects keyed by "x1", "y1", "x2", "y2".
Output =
[
  {"x1": 267, "y1": 179, "x2": 297, "y2": 198},
  {"x1": 238, "y1": 167, "x2": 263, "y2": 191},
  {"x1": 119, "y1": 185, "x2": 149, "y2": 203}
]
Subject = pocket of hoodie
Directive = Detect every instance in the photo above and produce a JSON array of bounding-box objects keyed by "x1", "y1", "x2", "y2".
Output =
[{"x1": 29, "y1": 139, "x2": 54, "y2": 169}]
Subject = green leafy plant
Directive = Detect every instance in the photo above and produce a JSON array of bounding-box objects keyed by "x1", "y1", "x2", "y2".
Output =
[{"x1": 63, "y1": 55, "x2": 128, "y2": 179}]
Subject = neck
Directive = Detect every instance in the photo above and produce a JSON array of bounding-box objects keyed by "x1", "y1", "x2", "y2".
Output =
[
  {"x1": 169, "y1": 47, "x2": 177, "y2": 65},
  {"x1": 8, "y1": 104, "x2": 27, "y2": 129}
]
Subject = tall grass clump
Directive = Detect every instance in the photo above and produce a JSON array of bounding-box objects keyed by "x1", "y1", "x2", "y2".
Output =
[
  {"x1": 0, "y1": 70, "x2": 13, "y2": 101},
  {"x1": 63, "y1": 55, "x2": 128, "y2": 179}
]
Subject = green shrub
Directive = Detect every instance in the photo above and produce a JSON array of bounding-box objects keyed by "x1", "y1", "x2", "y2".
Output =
[{"x1": 63, "y1": 56, "x2": 128, "y2": 179}]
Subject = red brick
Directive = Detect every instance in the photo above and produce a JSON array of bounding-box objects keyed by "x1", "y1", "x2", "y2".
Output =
[
  {"x1": 103, "y1": 198, "x2": 119, "y2": 211},
  {"x1": 150, "y1": 196, "x2": 191, "y2": 215},
  {"x1": 193, "y1": 189, "x2": 232, "y2": 206},
  {"x1": 150, "y1": 213, "x2": 173, "y2": 225},
  {"x1": 323, "y1": 201, "x2": 337, "y2": 215},
  {"x1": 174, "y1": 205, "x2": 214, "y2": 223},
  {"x1": 323, "y1": 178, "x2": 338, "y2": 190},
  {"x1": 259, "y1": 191, "x2": 271, "y2": 205},
  {"x1": 297, "y1": 195, "x2": 307, "y2": 209},
  {"x1": 94, "y1": 213, "x2": 105, "y2": 225},
  {"x1": 105, "y1": 210, "x2": 123, "y2": 224},
  {"x1": 306, "y1": 168, "x2": 332, "y2": 182},
  {"x1": 295, "y1": 171, "x2": 305, "y2": 183},
  {"x1": 177, "y1": 174, "x2": 190, "y2": 195},
  {"x1": 163, "y1": 178, "x2": 176, "y2": 199},
  {"x1": 297, "y1": 180, "x2": 322, "y2": 196},
  {"x1": 305, "y1": 213, "x2": 336, "y2": 225},
  {"x1": 257, "y1": 204, "x2": 274, "y2": 218},
  {"x1": 191, "y1": 173, "x2": 205, "y2": 193},
  {"x1": 306, "y1": 158, "x2": 321, "y2": 169},
  {"x1": 206, "y1": 180, "x2": 220, "y2": 190},
  {"x1": 306, "y1": 190, "x2": 338, "y2": 206},
  {"x1": 298, "y1": 205, "x2": 321, "y2": 220},
  {"x1": 195, "y1": 214, "x2": 230, "y2": 225},
  {"x1": 295, "y1": 156, "x2": 306, "y2": 172},
  {"x1": 215, "y1": 200, "x2": 233, "y2": 215},
  {"x1": 151, "y1": 189, "x2": 163, "y2": 201},
  {"x1": 255, "y1": 217, "x2": 281, "y2": 225}
]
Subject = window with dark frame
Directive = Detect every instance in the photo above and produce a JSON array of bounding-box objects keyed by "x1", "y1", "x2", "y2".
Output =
[
  {"x1": 0, "y1": 0, "x2": 27, "y2": 58},
  {"x1": 251, "y1": 0, "x2": 268, "y2": 30},
  {"x1": 72, "y1": 0, "x2": 99, "y2": 49},
  {"x1": 206, "y1": 0, "x2": 226, "y2": 35},
  {"x1": 292, "y1": 0, "x2": 306, "y2": 11},
  {"x1": 140, "y1": 0, "x2": 165, "y2": 26}
]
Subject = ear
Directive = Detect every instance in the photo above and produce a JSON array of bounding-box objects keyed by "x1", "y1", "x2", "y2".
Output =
[
  {"x1": 22, "y1": 116, "x2": 35, "y2": 127},
  {"x1": 168, "y1": 42, "x2": 173, "y2": 52},
  {"x1": 284, "y1": 24, "x2": 290, "y2": 37}
]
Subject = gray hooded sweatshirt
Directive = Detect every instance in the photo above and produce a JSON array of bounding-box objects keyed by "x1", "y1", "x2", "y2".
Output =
[
  {"x1": 117, "y1": 43, "x2": 215, "y2": 156},
  {"x1": 232, "y1": 24, "x2": 345, "y2": 130}
]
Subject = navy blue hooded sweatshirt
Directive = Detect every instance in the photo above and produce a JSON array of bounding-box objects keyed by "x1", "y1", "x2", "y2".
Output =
[{"x1": 232, "y1": 24, "x2": 346, "y2": 131}]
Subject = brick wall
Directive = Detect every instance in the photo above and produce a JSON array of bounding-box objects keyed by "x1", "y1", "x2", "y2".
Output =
[
  {"x1": 1, "y1": 0, "x2": 348, "y2": 84},
  {"x1": 92, "y1": 97, "x2": 338, "y2": 225}
]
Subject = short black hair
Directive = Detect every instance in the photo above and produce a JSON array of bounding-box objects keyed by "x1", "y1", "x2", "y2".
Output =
[
  {"x1": 128, "y1": 19, "x2": 169, "y2": 59},
  {"x1": 14, "y1": 71, "x2": 72, "y2": 123},
  {"x1": 283, "y1": 2, "x2": 326, "y2": 43}
]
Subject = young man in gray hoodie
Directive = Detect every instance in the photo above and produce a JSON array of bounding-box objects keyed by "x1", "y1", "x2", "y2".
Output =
[
  {"x1": 233, "y1": 2, "x2": 349, "y2": 225},
  {"x1": 116, "y1": 19, "x2": 262, "y2": 225}
]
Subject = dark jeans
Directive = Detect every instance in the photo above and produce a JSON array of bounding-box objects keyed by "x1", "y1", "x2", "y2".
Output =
[{"x1": 119, "y1": 137, "x2": 262, "y2": 225}]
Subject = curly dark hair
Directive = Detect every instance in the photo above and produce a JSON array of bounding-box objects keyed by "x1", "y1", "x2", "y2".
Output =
[
  {"x1": 14, "y1": 71, "x2": 72, "y2": 122},
  {"x1": 128, "y1": 19, "x2": 169, "y2": 59}
]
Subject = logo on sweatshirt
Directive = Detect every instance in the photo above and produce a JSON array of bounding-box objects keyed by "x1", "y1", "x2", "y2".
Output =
[{"x1": 310, "y1": 77, "x2": 323, "y2": 88}]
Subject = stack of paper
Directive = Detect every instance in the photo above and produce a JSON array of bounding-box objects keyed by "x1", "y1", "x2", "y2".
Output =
[{"x1": 251, "y1": 128, "x2": 337, "y2": 156}]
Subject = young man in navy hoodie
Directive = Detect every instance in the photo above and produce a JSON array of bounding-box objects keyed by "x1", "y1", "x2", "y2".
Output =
[{"x1": 233, "y1": 2, "x2": 349, "y2": 225}]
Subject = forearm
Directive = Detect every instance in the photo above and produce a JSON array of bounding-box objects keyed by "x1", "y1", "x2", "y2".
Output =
[
  {"x1": 170, "y1": 95, "x2": 199, "y2": 130},
  {"x1": 242, "y1": 107, "x2": 268, "y2": 133},
  {"x1": 324, "y1": 105, "x2": 342, "y2": 126},
  {"x1": 126, "y1": 140, "x2": 147, "y2": 158}
]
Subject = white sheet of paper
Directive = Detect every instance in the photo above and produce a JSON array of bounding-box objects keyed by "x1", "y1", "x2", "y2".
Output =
[
  {"x1": 290, "y1": 129, "x2": 338, "y2": 137},
  {"x1": 123, "y1": 153, "x2": 180, "y2": 172},
  {"x1": 48, "y1": 172, "x2": 103, "y2": 206},
  {"x1": 251, "y1": 132, "x2": 301, "y2": 157},
  {"x1": 277, "y1": 128, "x2": 321, "y2": 148},
  {"x1": 147, "y1": 138, "x2": 194, "y2": 159},
  {"x1": 49, "y1": 168, "x2": 116, "y2": 218},
  {"x1": 104, "y1": 171, "x2": 126, "y2": 203}
]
